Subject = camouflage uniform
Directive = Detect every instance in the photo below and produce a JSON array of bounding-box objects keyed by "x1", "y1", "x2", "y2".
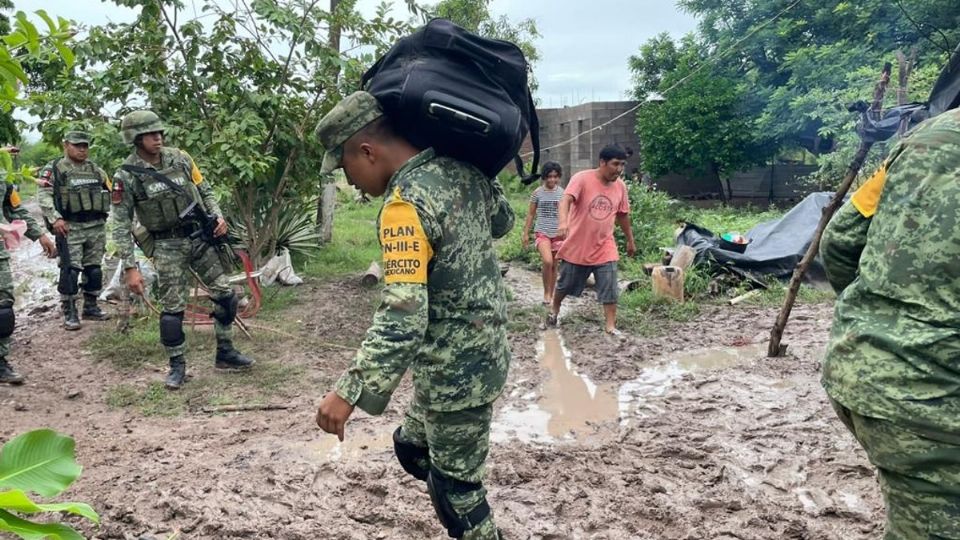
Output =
[
  {"x1": 318, "y1": 92, "x2": 514, "y2": 540},
  {"x1": 0, "y1": 182, "x2": 50, "y2": 383},
  {"x1": 113, "y1": 110, "x2": 252, "y2": 389},
  {"x1": 820, "y1": 108, "x2": 960, "y2": 540},
  {"x1": 38, "y1": 131, "x2": 113, "y2": 328}
]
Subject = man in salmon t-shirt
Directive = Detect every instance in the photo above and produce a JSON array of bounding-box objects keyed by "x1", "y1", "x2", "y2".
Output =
[{"x1": 547, "y1": 144, "x2": 635, "y2": 335}]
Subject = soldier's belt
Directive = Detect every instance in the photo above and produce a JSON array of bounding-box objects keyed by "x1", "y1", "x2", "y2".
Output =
[
  {"x1": 150, "y1": 223, "x2": 200, "y2": 240},
  {"x1": 61, "y1": 211, "x2": 108, "y2": 223}
]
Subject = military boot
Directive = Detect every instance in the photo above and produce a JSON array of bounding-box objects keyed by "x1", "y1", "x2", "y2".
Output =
[
  {"x1": 165, "y1": 356, "x2": 187, "y2": 390},
  {"x1": 0, "y1": 357, "x2": 23, "y2": 385},
  {"x1": 215, "y1": 341, "x2": 255, "y2": 370},
  {"x1": 62, "y1": 300, "x2": 81, "y2": 331},
  {"x1": 82, "y1": 294, "x2": 111, "y2": 321}
]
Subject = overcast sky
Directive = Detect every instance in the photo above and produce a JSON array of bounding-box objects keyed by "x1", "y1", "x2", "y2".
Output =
[{"x1": 23, "y1": 0, "x2": 697, "y2": 108}]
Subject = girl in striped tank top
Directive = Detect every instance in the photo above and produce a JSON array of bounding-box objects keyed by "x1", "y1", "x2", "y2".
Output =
[{"x1": 522, "y1": 161, "x2": 565, "y2": 304}]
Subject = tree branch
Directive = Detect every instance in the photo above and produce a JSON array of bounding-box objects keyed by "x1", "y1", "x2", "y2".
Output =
[
  {"x1": 260, "y1": 0, "x2": 321, "y2": 154},
  {"x1": 894, "y1": 0, "x2": 954, "y2": 55},
  {"x1": 158, "y1": 3, "x2": 213, "y2": 122}
]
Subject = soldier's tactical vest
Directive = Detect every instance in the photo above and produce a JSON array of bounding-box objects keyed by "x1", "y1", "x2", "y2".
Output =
[
  {"x1": 52, "y1": 159, "x2": 110, "y2": 222},
  {"x1": 125, "y1": 152, "x2": 200, "y2": 233}
]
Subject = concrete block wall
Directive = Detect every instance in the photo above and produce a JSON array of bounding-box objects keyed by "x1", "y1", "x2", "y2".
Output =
[{"x1": 535, "y1": 101, "x2": 641, "y2": 180}]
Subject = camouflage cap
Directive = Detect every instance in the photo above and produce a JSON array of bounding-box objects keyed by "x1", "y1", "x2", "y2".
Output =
[
  {"x1": 316, "y1": 91, "x2": 383, "y2": 174},
  {"x1": 64, "y1": 130, "x2": 91, "y2": 144}
]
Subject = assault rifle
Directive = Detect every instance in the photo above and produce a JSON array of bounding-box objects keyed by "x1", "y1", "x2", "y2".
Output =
[
  {"x1": 55, "y1": 232, "x2": 76, "y2": 295},
  {"x1": 179, "y1": 201, "x2": 237, "y2": 267}
]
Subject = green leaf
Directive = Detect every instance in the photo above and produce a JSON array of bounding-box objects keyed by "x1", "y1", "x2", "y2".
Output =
[
  {"x1": 14, "y1": 13, "x2": 40, "y2": 55},
  {"x1": 0, "y1": 430, "x2": 82, "y2": 498},
  {"x1": 34, "y1": 10, "x2": 58, "y2": 35},
  {"x1": 53, "y1": 41, "x2": 74, "y2": 70},
  {"x1": 3, "y1": 32, "x2": 27, "y2": 49},
  {"x1": 0, "y1": 508, "x2": 85, "y2": 540},
  {"x1": 0, "y1": 490, "x2": 99, "y2": 524}
]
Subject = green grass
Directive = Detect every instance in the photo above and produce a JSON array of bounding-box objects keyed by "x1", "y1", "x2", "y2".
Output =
[
  {"x1": 730, "y1": 281, "x2": 836, "y2": 307},
  {"x1": 87, "y1": 316, "x2": 169, "y2": 370},
  {"x1": 105, "y1": 360, "x2": 304, "y2": 417},
  {"x1": 94, "y1": 312, "x2": 307, "y2": 416},
  {"x1": 300, "y1": 198, "x2": 381, "y2": 279}
]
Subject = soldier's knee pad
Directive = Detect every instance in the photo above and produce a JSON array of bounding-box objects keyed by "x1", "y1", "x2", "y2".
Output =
[
  {"x1": 82, "y1": 265, "x2": 103, "y2": 292},
  {"x1": 0, "y1": 306, "x2": 14, "y2": 338},
  {"x1": 393, "y1": 427, "x2": 429, "y2": 481},
  {"x1": 426, "y1": 466, "x2": 491, "y2": 538},
  {"x1": 211, "y1": 292, "x2": 238, "y2": 326},
  {"x1": 58, "y1": 266, "x2": 81, "y2": 296},
  {"x1": 159, "y1": 311, "x2": 185, "y2": 347}
]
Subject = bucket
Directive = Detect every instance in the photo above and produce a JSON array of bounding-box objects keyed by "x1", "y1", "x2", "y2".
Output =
[
  {"x1": 652, "y1": 265, "x2": 684, "y2": 302},
  {"x1": 719, "y1": 232, "x2": 750, "y2": 254}
]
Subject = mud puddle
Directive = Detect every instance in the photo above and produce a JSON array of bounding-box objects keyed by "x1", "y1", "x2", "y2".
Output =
[
  {"x1": 9, "y1": 238, "x2": 58, "y2": 312},
  {"x1": 494, "y1": 332, "x2": 767, "y2": 441},
  {"x1": 310, "y1": 428, "x2": 393, "y2": 462}
]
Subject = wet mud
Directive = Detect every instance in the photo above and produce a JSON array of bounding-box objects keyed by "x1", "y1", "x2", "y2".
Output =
[{"x1": 1, "y1": 237, "x2": 882, "y2": 539}]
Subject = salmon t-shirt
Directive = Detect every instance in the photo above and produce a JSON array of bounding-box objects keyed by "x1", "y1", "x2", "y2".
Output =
[{"x1": 556, "y1": 170, "x2": 630, "y2": 266}]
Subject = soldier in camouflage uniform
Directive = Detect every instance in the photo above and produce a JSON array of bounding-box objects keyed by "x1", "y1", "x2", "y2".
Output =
[
  {"x1": 314, "y1": 92, "x2": 514, "y2": 540},
  {"x1": 112, "y1": 110, "x2": 253, "y2": 390},
  {"x1": 0, "y1": 178, "x2": 57, "y2": 384},
  {"x1": 820, "y1": 107, "x2": 960, "y2": 540},
  {"x1": 38, "y1": 129, "x2": 113, "y2": 330}
]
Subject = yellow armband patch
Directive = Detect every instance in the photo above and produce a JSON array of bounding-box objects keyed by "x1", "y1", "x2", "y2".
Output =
[
  {"x1": 379, "y1": 194, "x2": 432, "y2": 285},
  {"x1": 850, "y1": 164, "x2": 886, "y2": 218},
  {"x1": 183, "y1": 152, "x2": 204, "y2": 185}
]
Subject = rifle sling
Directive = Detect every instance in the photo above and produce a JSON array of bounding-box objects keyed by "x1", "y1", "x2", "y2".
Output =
[{"x1": 119, "y1": 164, "x2": 198, "y2": 204}]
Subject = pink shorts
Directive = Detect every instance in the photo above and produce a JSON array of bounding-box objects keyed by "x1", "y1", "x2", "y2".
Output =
[{"x1": 535, "y1": 232, "x2": 563, "y2": 253}]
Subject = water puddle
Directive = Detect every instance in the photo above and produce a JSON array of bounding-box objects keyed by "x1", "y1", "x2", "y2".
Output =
[
  {"x1": 494, "y1": 334, "x2": 768, "y2": 442},
  {"x1": 9, "y1": 240, "x2": 58, "y2": 311},
  {"x1": 492, "y1": 329, "x2": 618, "y2": 444},
  {"x1": 310, "y1": 429, "x2": 393, "y2": 462}
]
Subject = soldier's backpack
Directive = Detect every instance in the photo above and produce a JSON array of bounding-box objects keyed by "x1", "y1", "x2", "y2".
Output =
[{"x1": 361, "y1": 18, "x2": 540, "y2": 183}]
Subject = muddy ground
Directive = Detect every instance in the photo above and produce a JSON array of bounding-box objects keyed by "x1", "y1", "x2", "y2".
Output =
[{"x1": 1, "y1": 240, "x2": 883, "y2": 539}]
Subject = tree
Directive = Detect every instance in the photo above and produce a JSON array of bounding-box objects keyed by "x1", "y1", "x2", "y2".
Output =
[
  {"x1": 29, "y1": 0, "x2": 412, "y2": 268},
  {"x1": 631, "y1": 34, "x2": 776, "y2": 200},
  {"x1": 427, "y1": 0, "x2": 540, "y2": 94},
  {"x1": 667, "y1": 0, "x2": 960, "y2": 184},
  {"x1": 0, "y1": 8, "x2": 73, "y2": 182}
]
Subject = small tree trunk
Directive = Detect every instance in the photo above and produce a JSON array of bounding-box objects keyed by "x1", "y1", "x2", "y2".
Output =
[
  {"x1": 319, "y1": 182, "x2": 336, "y2": 243},
  {"x1": 711, "y1": 162, "x2": 727, "y2": 203},
  {"x1": 768, "y1": 62, "x2": 891, "y2": 357},
  {"x1": 316, "y1": 0, "x2": 346, "y2": 245}
]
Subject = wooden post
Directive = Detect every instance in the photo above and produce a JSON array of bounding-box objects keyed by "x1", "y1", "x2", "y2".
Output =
[
  {"x1": 361, "y1": 261, "x2": 382, "y2": 287},
  {"x1": 767, "y1": 62, "x2": 892, "y2": 357},
  {"x1": 896, "y1": 48, "x2": 918, "y2": 136},
  {"x1": 319, "y1": 182, "x2": 336, "y2": 243}
]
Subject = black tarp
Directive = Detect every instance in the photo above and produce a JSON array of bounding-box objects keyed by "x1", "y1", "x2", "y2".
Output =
[
  {"x1": 676, "y1": 192, "x2": 838, "y2": 284},
  {"x1": 929, "y1": 42, "x2": 960, "y2": 116},
  {"x1": 855, "y1": 44, "x2": 960, "y2": 143}
]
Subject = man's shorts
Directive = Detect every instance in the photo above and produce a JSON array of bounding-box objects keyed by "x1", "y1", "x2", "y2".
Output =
[
  {"x1": 534, "y1": 232, "x2": 563, "y2": 253},
  {"x1": 556, "y1": 260, "x2": 618, "y2": 304}
]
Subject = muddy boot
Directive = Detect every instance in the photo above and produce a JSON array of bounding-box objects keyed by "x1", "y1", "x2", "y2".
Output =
[
  {"x1": 215, "y1": 342, "x2": 254, "y2": 370},
  {"x1": 165, "y1": 356, "x2": 187, "y2": 390},
  {"x1": 62, "y1": 300, "x2": 81, "y2": 331},
  {"x1": 0, "y1": 357, "x2": 24, "y2": 385},
  {"x1": 82, "y1": 294, "x2": 110, "y2": 321}
]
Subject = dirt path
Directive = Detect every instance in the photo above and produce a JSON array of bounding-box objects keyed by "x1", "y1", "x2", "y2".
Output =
[{"x1": 1, "y1": 256, "x2": 882, "y2": 539}]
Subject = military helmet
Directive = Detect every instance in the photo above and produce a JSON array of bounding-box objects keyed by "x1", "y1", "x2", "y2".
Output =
[{"x1": 120, "y1": 110, "x2": 165, "y2": 145}]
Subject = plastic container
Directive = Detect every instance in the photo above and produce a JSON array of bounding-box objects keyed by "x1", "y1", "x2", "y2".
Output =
[
  {"x1": 719, "y1": 232, "x2": 750, "y2": 254},
  {"x1": 652, "y1": 265, "x2": 684, "y2": 302}
]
